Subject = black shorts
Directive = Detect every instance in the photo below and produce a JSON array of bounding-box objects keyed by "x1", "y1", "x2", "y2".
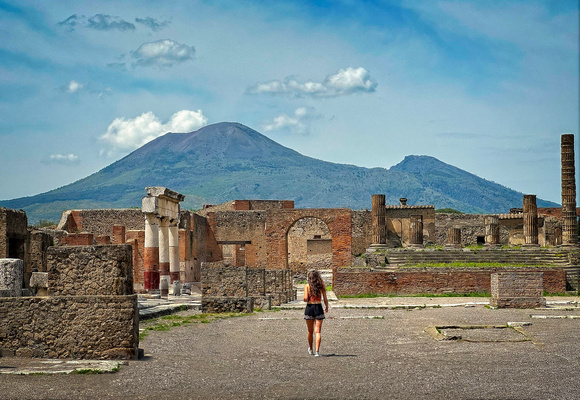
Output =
[{"x1": 304, "y1": 303, "x2": 325, "y2": 320}]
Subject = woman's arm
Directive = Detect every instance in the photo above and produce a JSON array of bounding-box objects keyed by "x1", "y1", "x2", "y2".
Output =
[
  {"x1": 322, "y1": 286, "x2": 329, "y2": 312},
  {"x1": 303, "y1": 284, "x2": 310, "y2": 303}
]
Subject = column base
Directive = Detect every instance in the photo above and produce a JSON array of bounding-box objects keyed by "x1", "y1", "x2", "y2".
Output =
[
  {"x1": 144, "y1": 270, "x2": 160, "y2": 291},
  {"x1": 170, "y1": 271, "x2": 180, "y2": 283}
]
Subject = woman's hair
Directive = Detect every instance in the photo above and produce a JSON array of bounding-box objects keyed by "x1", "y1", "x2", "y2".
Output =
[{"x1": 307, "y1": 269, "x2": 324, "y2": 297}]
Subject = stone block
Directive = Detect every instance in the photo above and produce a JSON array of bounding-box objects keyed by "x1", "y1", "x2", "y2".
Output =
[{"x1": 0, "y1": 258, "x2": 23, "y2": 297}]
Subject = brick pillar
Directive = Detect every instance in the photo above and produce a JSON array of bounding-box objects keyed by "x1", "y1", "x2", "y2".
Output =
[
  {"x1": 144, "y1": 214, "x2": 160, "y2": 290},
  {"x1": 159, "y1": 217, "x2": 170, "y2": 280},
  {"x1": 523, "y1": 195, "x2": 539, "y2": 247},
  {"x1": 409, "y1": 215, "x2": 424, "y2": 248},
  {"x1": 561, "y1": 134, "x2": 578, "y2": 247},
  {"x1": 446, "y1": 227, "x2": 461, "y2": 248},
  {"x1": 485, "y1": 215, "x2": 500, "y2": 246},
  {"x1": 169, "y1": 224, "x2": 180, "y2": 283},
  {"x1": 112, "y1": 225, "x2": 126, "y2": 245},
  {"x1": 95, "y1": 235, "x2": 111, "y2": 245},
  {"x1": 371, "y1": 194, "x2": 387, "y2": 245}
]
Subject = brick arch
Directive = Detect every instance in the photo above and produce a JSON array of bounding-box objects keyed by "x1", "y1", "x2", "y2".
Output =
[{"x1": 266, "y1": 209, "x2": 352, "y2": 269}]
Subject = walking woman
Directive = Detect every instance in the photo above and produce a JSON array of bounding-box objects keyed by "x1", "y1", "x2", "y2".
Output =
[{"x1": 304, "y1": 269, "x2": 329, "y2": 356}]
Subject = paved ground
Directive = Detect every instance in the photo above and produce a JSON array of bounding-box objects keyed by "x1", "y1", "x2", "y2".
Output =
[{"x1": 1, "y1": 296, "x2": 579, "y2": 400}]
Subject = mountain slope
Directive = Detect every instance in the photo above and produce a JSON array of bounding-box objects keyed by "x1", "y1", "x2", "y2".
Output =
[{"x1": 1, "y1": 122, "x2": 558, "y2": 223}]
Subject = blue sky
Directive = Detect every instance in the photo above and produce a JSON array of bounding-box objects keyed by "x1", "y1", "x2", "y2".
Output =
[{"x1": 0, "y1": 0, "x2": 578, "y2": 205}]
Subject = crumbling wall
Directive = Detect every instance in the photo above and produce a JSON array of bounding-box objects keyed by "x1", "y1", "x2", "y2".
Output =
[
  {"x1": 351, "y1": 210, "x2": 372, "y2": 256},
  {"x1": 288, "y1": 217, "x2": 332, "y2": 272},
  {"x1": 0, "y1": 207, "x2": 28, "y2": 260},
  {"x1": 57, "y1": 209, "x2": 144, "y2": 237}
]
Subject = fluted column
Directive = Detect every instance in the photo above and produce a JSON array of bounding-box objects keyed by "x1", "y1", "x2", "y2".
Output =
[
  {"x1": 485, "y1": 215, "x2": 500, "y2": 246},
  {"x1": 144, "y1": 214, "x2": 160, "y2": 290},
  {"x1": 561, "y1": 134, "x2": 578, "y2": 246},
  {"x1": 523, "y1": 195, "x2": 539, "y2": 247},
  {"x1": 371, "y1": 194, "x2": 387, "y2": 245},
  {"x1": 409, "y1": 215, "x2": 424, "y2": 247}
]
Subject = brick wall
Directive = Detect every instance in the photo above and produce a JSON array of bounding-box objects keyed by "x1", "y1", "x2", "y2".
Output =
[
  {"x1": 333, "y1": 267, "x2": 566, "y2": 296},
  {"x1": 126, "y1": 230, "x2": 145, "y2": 289}
]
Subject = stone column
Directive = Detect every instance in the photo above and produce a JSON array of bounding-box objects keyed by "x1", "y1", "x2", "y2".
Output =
[
  {"x1": 523, "y1": 195, "x2": 539, "y2": 247},
  {"x1": 169, "y1": 223, "x2": 180, "y2": 283},
  {"x1": 159, "y1": 217, "x2": 170, "y2": 281},
  {"x1": 371, "y1": 194, "x2": 387, "y2": 245},
  {"x1": 409, "y1": 215, "x2": 424, "y2": 248},
  {"x1": 561, "y1": 134, "x2": 578, "y2": 246},
  {"x1": 485, "y1": 215, "x2": 500, "y2": 247},
  {"x1": 144, "y1": 213, "x2": 160, "y2": 290},
  {"x1": 446, "y1": 227, "x2": 461, "y2": 248}
]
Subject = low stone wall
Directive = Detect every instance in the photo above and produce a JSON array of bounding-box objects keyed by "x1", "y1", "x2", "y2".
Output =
[
  {"x1": 0, "y1": 295, "x2": 138, "y2": 359},
  {"x1": 47, "y1": 245, "x2": 133, "y2": 296},
  {"x1": 490, "y1": 272, "x2": 546, "y2": 308},
  {"x1": 201, "y1": 296, "x2": 254, "y2": 313},
  {"x1": 333, "y1": 267, "x2": 566, "y2": 296}
]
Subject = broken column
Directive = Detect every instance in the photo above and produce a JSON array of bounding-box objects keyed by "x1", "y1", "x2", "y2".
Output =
[
  {"x1": 445, "y1": 227, "x2": 461, "y2": 249},
  {"x1": 561, "y1": 134, "x2": 578, "y2": 247},
  {"x1": 523, "y1": 195, "x2": 539, "y2": 247},
  {"x1": 142, "y1": 187, "x2": 185, "y2": 292},
  {"x1": 371, "y1": 194, "x2": 387, "y2": 246},
  {"x1": 485, "y1": 215, "x2": 500, "y2": 247},
  {"x1": 408, "y1": 215, "x2": 424, "y2": 248}
]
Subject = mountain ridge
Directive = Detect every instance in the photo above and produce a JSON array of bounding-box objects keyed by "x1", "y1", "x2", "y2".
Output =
[{"x1": 0, "y1": 122, "x2": 559, "y2": 223}]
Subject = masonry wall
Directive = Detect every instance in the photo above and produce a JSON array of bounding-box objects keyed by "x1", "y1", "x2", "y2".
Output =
[
  {"x1": 0, "y1": 295, "x2": 138, "y2": 359},
  {"x1": 288, "y1": 218, "x2": 332, "y2": 272},
  {"x1": 333, "y1": 267, "x2": 566, "y2": 296},
  {"x1": 0, "y1": 208, "x2": 28, "y2": 259},
  {"x1": 57, "y1": 209, "x2": 144, "y2": 237},
  {"x1": 351, "y1": 210, "x2": 372, "y2": 256}
]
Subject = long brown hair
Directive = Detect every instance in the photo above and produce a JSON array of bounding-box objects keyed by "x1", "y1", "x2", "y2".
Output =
[{"x1": 307, "y1": 270, "x2": 324, "y2": 298}]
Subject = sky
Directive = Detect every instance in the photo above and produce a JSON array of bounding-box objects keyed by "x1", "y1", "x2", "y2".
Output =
[{"x1": 0, "y1": 0, "x2": 578, "y2": 205}]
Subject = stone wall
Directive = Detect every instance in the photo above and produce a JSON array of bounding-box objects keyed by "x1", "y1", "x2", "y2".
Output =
[
  {"x1": 288, "y1": 218, "x2": 332, "y2": 272},
  {"x1": 47, "y1": 245, "x2": 133, "y2": 296},
  {"x1": 385, "y1": 206, "x2": 435, "y2": 246},
  {"x1": 333, "y1": 267, "x2": 566, "y2": 296},
  {"x1": 0, "y1": 208, "x2": 28, "y2": 260},
  {"x1": 490, "y1": 272, "x2": 546, "y2": 308},
  {"x1": 0, "y1": 295, "x2": 138, "y2": 359},
  {"x1": 57, "y1": 209, "x2": 144, "y2": 237},
  {"x1": 351, "y1": 210, "x2": 372, "y2": 256}
]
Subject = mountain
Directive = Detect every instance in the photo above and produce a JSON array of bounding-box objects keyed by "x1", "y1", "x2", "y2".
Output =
[{"x1": 1, "y1": 122, "x2": 558, "y2": 223}]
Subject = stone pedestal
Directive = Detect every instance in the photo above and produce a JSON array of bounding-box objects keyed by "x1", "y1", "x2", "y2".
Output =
[
  {"x1": 29, "y1": 271, "x2": 48, "y2": 296},
  {"x1": 0, "y1": 259, "x2": 23, "y2": 297},
  {"x1": 490, "y1": 272, "x2": 545, "y2": 308},
  {"x1": 484, "y1": 215, "x2": 500, "y2": 247},
  {"x1": 445, "y1": 227, "x2": 461, "y2": 249},
  {"x1": 523, "y1": 195, "x2": 539, "y2": 247},
  {"x1": 144, "y1": 213, "x2": 160, "y2": 290},
  {"x1": 561, "y1": 134, "x2": 578, "y2": 247}
]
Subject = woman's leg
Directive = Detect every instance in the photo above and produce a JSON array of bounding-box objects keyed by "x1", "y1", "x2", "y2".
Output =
[
  {"x1": 306, "y1": 319, "x2": 315, "y2": 350},
  {"x1": 314, "y1": 319, "x2": 324, "y2": 352}
]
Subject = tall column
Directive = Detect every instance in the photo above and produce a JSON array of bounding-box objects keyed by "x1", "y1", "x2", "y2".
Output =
[
  {"x1": 485, "y1": 215, "x2": 500, "y2": 246},
  {"x1": 144, "y1": 214, "x2": 160, "y2": 290},
  {"x1": 371, "y1": 194, "x2": 387, "y2": 245},
  {"x1": 523, "y1": 195, "x2": 539, "y2": 247},
  {"x1": 446, "y1": 227, "x2": 461, "y2": 248},
  {"x1": 409, "y1": 215, "x2": 424, "y2": 248},
  {"x1": 561, "y1": 134, "x2": 578, "y2": 246},
  {"x1": 159, "y1": 217, "x2": 170, "y2": 278},
  {"x1": 169, "y1": 223, "x2": 180, "y2": 283}
]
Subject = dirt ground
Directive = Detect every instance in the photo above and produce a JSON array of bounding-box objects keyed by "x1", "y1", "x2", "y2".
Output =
[{"x1": 1, "y1": 303, "x2": 579, "y2": 400}]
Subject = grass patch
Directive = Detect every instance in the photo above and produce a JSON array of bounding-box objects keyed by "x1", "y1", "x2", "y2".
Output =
[
  {"x1": 544, "y1": 291, "x2": 579, "y2": 296},
  {"x1": 338, "y1": 292, "x2": 490, "y2": 299},
  {"x1": 72, "y1": 369, "x2": 104, "y2": 375}
]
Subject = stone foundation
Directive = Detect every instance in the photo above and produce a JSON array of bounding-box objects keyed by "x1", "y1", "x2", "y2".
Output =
[{"x1": 490, "y1": 272, "x2": 546, "y2": 308}]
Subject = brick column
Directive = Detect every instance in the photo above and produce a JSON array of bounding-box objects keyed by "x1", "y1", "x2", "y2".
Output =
[
  {"x1": 371, "y1": 194, "x2": 386, "y2": 245},
  {"x1": 112, "y1": 225, "x2": 126, "y2": 245},
  {"x1": 445, "y1": 227, "x2": 461, "y2": 248},
  {"x1": 523, "y1": 195, "x2": 539, "y2": 247},
  {"x1": 561, "y1": 134, "x2": 578, "y2": 247},
  {"x1": 169, "y1": 224, "x2": 180, "y2": 283},
  {"x1": 144, "y1": 214, "x2": 160, "y2": 290},
  {"x1": 485, "y1": 215, "x2": 500, "y2": 247},
  {"x1": 409, "y1": 215, "x2": 424, "y2": 248}
]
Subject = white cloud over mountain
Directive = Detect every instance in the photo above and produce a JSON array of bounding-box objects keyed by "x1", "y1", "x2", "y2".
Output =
[
  {"x1": 263, "y1": 107, "x2": 319, "y2": 134},
  {"x1": 99, "y1": 110, "x2": 207, "y2": 152},
  {"x1": 42, "y1": 154, "x2": 80, "y2": 165},
  {"x1": 249, "y1": 67, "x2": 377, "y2": 98}
]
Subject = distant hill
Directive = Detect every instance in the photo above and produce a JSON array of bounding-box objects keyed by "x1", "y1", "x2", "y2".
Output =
[{"x1": 0, "y1": 122, "x2": 559, "y2": 224}]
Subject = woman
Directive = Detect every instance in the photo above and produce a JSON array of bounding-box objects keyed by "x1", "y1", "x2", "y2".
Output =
[{"x1": 304, "y1": 269, "x2": 329, "y2": 356}]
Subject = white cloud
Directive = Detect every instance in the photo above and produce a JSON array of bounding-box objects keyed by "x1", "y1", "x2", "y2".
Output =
[
  {"x1": 131, "y1": 39, "x2": 196, "y2": 67},
  {"x1": 263, "y1": 107, "x2": 319, "y2": 134},
  {"x1": 43, "y1": 153, "x2": 80, "y2": 165},
  {"x1": 63, "y1": 80, "x2": 83, "y2": 93},
  {"x1": 249, "y1": 67, "x2": 377, "y2": 98},
  {"x1": 99, "y1": 110, "x2": 208, "y2": 152}
]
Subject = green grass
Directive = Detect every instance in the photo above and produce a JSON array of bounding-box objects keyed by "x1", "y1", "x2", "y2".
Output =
[
  {"x1": 338, "y1": 292, "x2": 490, "y2": 299},
  {"x1": 72, "y1": 369, "x2": 104, "y2": 375}
]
